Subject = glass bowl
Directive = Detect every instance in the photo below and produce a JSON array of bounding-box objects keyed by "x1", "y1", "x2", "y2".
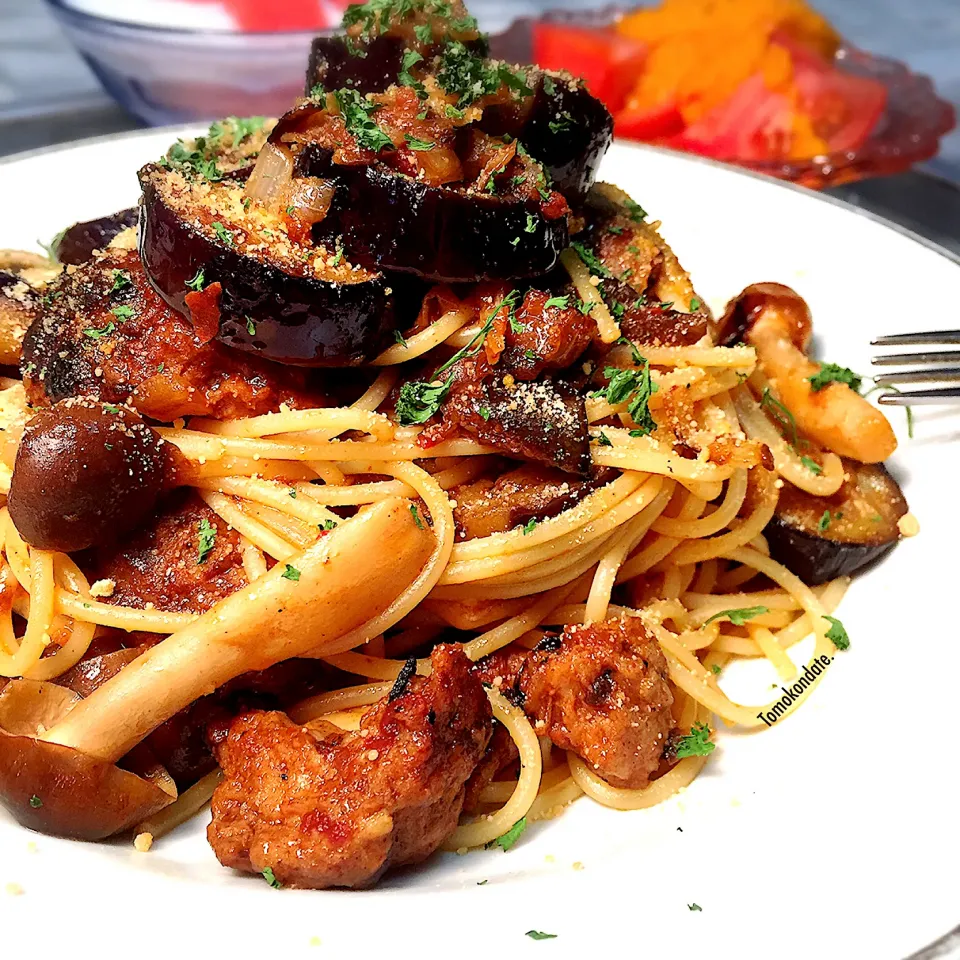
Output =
[
  {"x1": 492, "y1": 10, "x2": 957, "y2": 189},
  {"x1": 44, "y1": 0, "x2": 323, "y2": 125}
]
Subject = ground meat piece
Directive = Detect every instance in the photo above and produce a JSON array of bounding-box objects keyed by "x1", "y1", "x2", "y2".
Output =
[
  {"x1": 462, "y1": 722, "x2": 519, "y2": 814},
  {"x1": 207, "y1": 644, "x2": 492, "y2": 889},
  {"x1": 452, "y1": 463, "x2": 614, "y2": 539},
  {"x1": 471, "y1": 646, "x2": 528, "y2": 693},
  {"x1": 616, "y1": 292, "x2": 709, "y2": 347},
  {"x1": 90, "y1": 490, "x2": 247, "y2": 614},
  {"x1": 21, "y1": 249, "x2": 319, "y2": 421},
  {"x1": 519, "y1": 617, "x2": 675, "y2": 789}
]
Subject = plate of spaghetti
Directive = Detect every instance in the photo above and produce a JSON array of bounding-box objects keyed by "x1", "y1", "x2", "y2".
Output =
[{"x1": 0, "y1": 2, "x2": 957, "y2": 958}]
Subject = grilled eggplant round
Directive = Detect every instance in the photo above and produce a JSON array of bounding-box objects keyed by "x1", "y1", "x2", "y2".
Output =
[
  {"x1": 480, "y1": 72, "x2": 613, "y2": 201},
  {"x1": 138, "y1": 163, "x2": 405, "y2": 366},
  {"x1": 56, "y1": 209, "x2": 138, "y2": 266},
  {"x1": 764, "y1": 459, "x2": 908, "y2": 585},
  {"x1": 299, "y1": 142, "x2": 568, "y2": 283}
]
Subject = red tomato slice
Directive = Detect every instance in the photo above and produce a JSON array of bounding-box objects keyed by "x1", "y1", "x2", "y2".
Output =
[
  {"x1": 665, "y1": 74, "x2": 794, "y2": 161},
  {"x1": 532, "y1": 22, "x2": 647, "y2": 113},
  {"x1": 614, "y1": 102, "x2": 686, "y2": 141},
  {"x1": 777, "y1": 37, "x2": 887, "y2": 152}
]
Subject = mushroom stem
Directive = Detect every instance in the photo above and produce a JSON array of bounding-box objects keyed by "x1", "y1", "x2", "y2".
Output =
[{"x1": 40, "y1": 498, "x2": 433, "y2": 763}]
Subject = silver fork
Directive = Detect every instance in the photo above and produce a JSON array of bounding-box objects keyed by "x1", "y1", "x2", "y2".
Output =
[{"x1": 871, "y1": 330, "x2": 960, "y2": 405}]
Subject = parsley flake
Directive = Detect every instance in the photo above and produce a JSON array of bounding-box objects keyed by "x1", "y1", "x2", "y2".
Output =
[
  {"x1": 824, "y1": 615, "x2": 850, "y2": 650},
  {"x1": 334, "y1": 88, "x2": 394, "y2": 153},
  {"x1": 689, "y1": 296, "x2": 701, "y2": 311},
  {"x1": 282, "y1": 564, "x2": 301, "y2": 582},
  {"x1": 479, "y1": 405, "x2": 492, "y2": 420},
  {"x1": 212, "y1": 222, "x2": 235, "y2": 247},
  {"x1": 688, "y1": 903, "x2": 702, "y2": 912},
  {"x1": 262, "y1": 867, "x2": 282, "y2": 889},
  {"x1": 570, "y1": 241, "x2": 612, "y2": 278},
  {"x1": 808, "y1": 362, "x2": 862, "y2": 393},
  {"x1": 522, "y1": 519, "x2": 537, "y2": 536},
  {"x1": 818, "y1": 510, "x2": 832, "y2": 533},
  {"x1": 800, "y1": 455, "x2": 822, "y2": 475},
  {"x1": 597, "y1": 431, "x2": 613, "y2": 447},
  {"x1": 320, "y1": 519, "x2": 338, "y2": 531},
  {"x1": 29, "y1": 795, "x2": 42, "y2": 808},
  {"x1": 245, "y1": 317, "x2": 257, "y2": 337},
  {"x1": 760, "y1": 388, "x2": 798, "y2": 448},
  {"x1": 393, "y1": 329, "x2": 408, "y2": 348},
  {"x1": 197, "y1": 518, "x2": 217, "y2": 564},
  {"x1": 404, "y1": 133, "x2": 436, "y2": 151},
  {"x1": 674, "y1": 722, "x2": 716, "y2": 758},
  {"x1": 410, "y1": 504, "x2": 425, "y2": 529},
  {"x1": 488, "y1": 816, "x2": 527, "y2": 851},
  {"x1": 186, "y1": 268, "x2": 205, "y2": 292},
  {"x1": 703, "y1": 606, "x2": 769, "y2": 627},
  {"x1": 84, "y1": 321, "x2": 116, "y2": 339},
  {"x1": 544, "y1": 295, "x2": 569, "y2": 309},
  {"x1": 526, "y1": 931, "x2": 557, "y2": 941},
  {"x1": 110, "y1": 305, "x2": 135, "y2": 321},
  {"x1": 109, "y1": 270, "x2": 132, "y2": 295}
]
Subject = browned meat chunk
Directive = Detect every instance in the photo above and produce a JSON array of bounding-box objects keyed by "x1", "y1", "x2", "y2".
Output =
[
  {"x1": 617, "y1": 294, "x2": 709, "y2": 347},
  {"x1": 207, "y1": 644, "x2": 492, "y2": 889},
  {"x1": 452, "y1": 463, "x2": 613, "y2": 539},
  {"x1": 519, "y1": 617, "x2": 675, "y2": 789},
  {"x1": 21, "y1": 249, "x2": 319, "y2": 421},
  {"x1": 91, "y1": 490, "x2": 247, "y2": 614}
]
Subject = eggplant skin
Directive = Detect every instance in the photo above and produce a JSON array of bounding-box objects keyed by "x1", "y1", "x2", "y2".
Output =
[
  {"x1": 56, "y1": 208, "x2": 138, "y2": 265},
  {"x1": 482, "y1": 76, "x2": 613, "y2": 201},
  {"x1": 764, "y1": 518, "x2": 898, "y2": 587},
  {"x1": 138, "y1": 169, "x2": 397, "y2": 367},
  {"x1": 306, "y1": 34, "x2": 487, "y2": 96},
  {"x1": 301, "y1": 145, "x2": 568, "y2": 283},
  {"x1": 764, "y1": 461, "x2": 908, "y2": 586}
]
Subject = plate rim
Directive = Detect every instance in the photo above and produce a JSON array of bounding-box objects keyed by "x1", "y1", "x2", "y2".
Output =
[{"x1": 2, "y1": 126, "x2": 958, "y2": 959}]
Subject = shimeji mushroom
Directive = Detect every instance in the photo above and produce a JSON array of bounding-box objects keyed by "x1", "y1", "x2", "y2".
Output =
[{"x1": 0, "y1": 497, "x2": 433, "y2": 838}]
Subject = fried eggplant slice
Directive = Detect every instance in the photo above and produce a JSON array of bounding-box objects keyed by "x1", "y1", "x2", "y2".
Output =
[{"x1": 765, "y1": 459, "x2": 908, "y2": 585}]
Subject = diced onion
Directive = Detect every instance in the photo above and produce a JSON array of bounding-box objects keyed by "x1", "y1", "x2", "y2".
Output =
[
  {"x1": 284, "y1": 177, "x2": 336, "y2": 226},
  {"x1": 244, "y1": 142, "x2": 293, "y2": 207}
]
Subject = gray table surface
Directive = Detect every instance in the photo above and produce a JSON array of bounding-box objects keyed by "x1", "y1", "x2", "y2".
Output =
[{"x1": 0, "y1": 0, "x2": 958, "y2": 252}]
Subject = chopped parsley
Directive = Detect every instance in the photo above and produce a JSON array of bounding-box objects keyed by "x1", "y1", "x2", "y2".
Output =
[
  {"x1": 197, "y1": 518, "x2": 217, "y2": 564},
  {"x1": 526, "y1": 931, "x2": 557, "y2": 941},
  {"x1": 487, "y1": 816, "x2": 527, "y2": 851},
  {"x1": 570, "y1": 240, "x2": 613, "y2": 278},
  {"x1": 159, "y1": 140, "x2": 223, "y2": 182},
  {"x1": 479, "y1": 405, "x2": 492, "y2": 420},
  {"x1": 398, "y1": 49, "x2": 427, "y2": 97},
  {"x1": 393, "y1": 329, "x2": 408, "y2": 348},
  {"x1": 509, "y1": 312, "x2": 526, "y2": 333},
  {"x1": 334, "y1": 88, "x2": 394, "y2": 153},
  {"x1": 282, "y1": 564, "x2": 301, "y2": 582},
  {"x1": 808, "y1": 362, "x2": 862, "y2": 393},
  {"x1": 818, "y1": 510, "x2": 832, "y2": 533},
  {"x1": 28, "y1": 795, "x2": 42, "y2": 808},
  {"x1": 445, "y1": 103, "x2": 465, "y2": 120},
  {"x1": 212, "y1": 222, "x2": 235, "y2": 247},
  {"x1": 824, "y1": 615, "x2": 849, "y2": 650},
  {"x1": 245, "y1": 317, "x2": 257, "y2": 337},
  {"x1": 83, "y1": 321, "x2": 116, "y2": 339},
  {"x1": 410, "y1": 504, "x2": 425, "y2": 529},
  {"x1": 688, "y1": 903, "x2": 702, "y2": 912},
  {"x1": 396, "y1": 289, "x2": 520, "y2": 425},
  {"x1": 435, "y1": 41, "x2": 531, "y2": 107},
  {"x1": 710, "y1": 664, "x2": 722, "y2": 675},
  {"x1": 674, "y1": 722, "x2": 716, "y2": 758},
  {"x1": 110, "y1": 305, "x2": 135, "y2": 321},
  {"x1": 800, "y1": 455, "x2": 822, "y2": 475},
  {"x1": 288, "y1": 488, "x2": 297, "y2": 499},
  {"x1": 597, "y1": 431, "x2": 613, "y2": 447},
  {"x1": 760, "y1": 388, "x2": 798, "y2": 448},
  {"x1": 261, "y1": 867, "x2": 282, "y2": 889},
  {"x1": 404, "y1": 132, "x2": 436, "y2": 151},
  {"x1": 414, "y1": 22, "x2": 433, "y2": 44},
  {"x1": 542, "y1": 75, "x2": 557, "y2": 95},
  {"x1": 309, "y1": 83, "x2": 326, "y2": 99},
  {"x1": 596, "y1": 361, "x2": 658, "y2": 436},
  {"x1": 109, "y1": 269, "x2": 133, "y2": 296},
  {"x1": 331, "y1": 241, "x2": 345, "y2": 267},
  {"x1": 544, "y1": 295, "x2": 569, "y2": 309},
  {"x1": 522, "y1": 518, "x2": 537, "y2": 536},
  {"x1": 102, "y1": 403, "x2": 121, "y2": 414},
  {"x1": 703, "y1": 605, "x2": 769, "y2": 627},
  {"x1": 186, "y1": 268, "x2": 206, "y2": 292},
  {"x1": 548, "y1": 111, "x2": 574, "y2": 134},
  {"x1": 689, "y1": 296, "x2": 701, "y2": 311},
  {"x1": 525, "y1": 212, "x2": 537, "y2": 233},
  {"x1": 208, "y1": 115, "x2": 266, "y2": 146},
  {"x1": 320, "y1": 519, "x2": 338, "y2": 531},
  {"x1": 624, "y1": 198, "x2": 647, "y2": 222}
]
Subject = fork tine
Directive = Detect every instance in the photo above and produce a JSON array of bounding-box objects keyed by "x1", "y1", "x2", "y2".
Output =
[
  {"x1": 872, "y1": 330, "x2": 960, "y2": 346},
  {"x1": 878, "y1": 387, "x2": 960, "y2": 405},
  {"x1": 872, "y1": 349, "x2": 960, "y2": 366},
  {"x1": 873, "y1": 366, "x2": 960, "y2": 384}
]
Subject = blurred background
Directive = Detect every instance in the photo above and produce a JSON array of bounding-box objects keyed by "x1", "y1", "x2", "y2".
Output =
[{"x1": 0, "y1": 0, "x2": 957, "y2": 248}]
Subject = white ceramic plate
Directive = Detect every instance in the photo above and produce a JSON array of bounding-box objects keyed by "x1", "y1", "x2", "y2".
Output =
[{"x1": 0, "y1": 130, "x2": 957, "y2": 960}]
